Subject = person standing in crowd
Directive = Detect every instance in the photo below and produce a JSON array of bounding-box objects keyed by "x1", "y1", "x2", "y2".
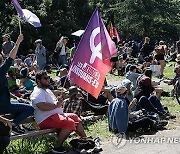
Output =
[
  {"x1": 1, "y1": 34, "x2": 15, "y2": 58},
  {"x1": 110, "y1": 36, "x2": 119, "y2": 74},
  {"x1": 0, "y1": 34, "x2": 34, "y2": 134},
  {"x1": 34, "y1": 39, "x2": 46, "y2": 70},
  {"x1": 54, "y1": 36, "x2": 69, "y2": 68},
  {"x1": 176, "y1": 39, "x2": 180, "y2": 54},
  {"x1": 154, "y1": 41, "x2": 167, "y2": 78},
  {"x1": 140, "y1": 37, "x2": 153, "y2": 58}
]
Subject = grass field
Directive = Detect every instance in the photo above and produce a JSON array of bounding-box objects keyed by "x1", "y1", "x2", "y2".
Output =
[{"x1": 7, "y1": 62, "x2": 180, "y2": 153}]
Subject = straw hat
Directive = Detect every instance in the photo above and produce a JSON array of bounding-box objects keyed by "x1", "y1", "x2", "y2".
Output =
[{"x1": 68, "y1": 86, "x2": 81, "y2": 97}]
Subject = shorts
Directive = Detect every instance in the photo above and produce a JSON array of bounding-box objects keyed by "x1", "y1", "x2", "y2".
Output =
[
  {"x1": 155, "y1": 54, "x2": 164, "y2": 61},
  {"x1": 39, "y1": 113, "x2": 81, "y2": 131}
]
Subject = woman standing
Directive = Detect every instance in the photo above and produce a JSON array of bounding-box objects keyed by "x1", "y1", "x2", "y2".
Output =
[
  {"x1": 154, "y1": 41, "x2": 167, "y2": 78},
  {"x1": 34, "y1": 39, "x2": 46, "y2": 70}
]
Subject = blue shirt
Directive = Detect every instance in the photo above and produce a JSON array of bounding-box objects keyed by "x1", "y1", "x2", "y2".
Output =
[
  {"x1": 0, "y1": 57, "x2": 13, "y2": 106},
  {"x1": 108, "y1": 96, "x2": 129, "y2": 134},
  {"x1": 23, "y1": 79, "x2": 36, "y2": 91}
]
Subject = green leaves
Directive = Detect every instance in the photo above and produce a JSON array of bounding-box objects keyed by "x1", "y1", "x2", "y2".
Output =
[{"x1": 0, "y1": 0, "x2": 179, "y2": 51}]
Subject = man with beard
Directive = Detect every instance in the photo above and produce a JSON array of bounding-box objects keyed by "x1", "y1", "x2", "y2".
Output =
[{"x1": 30, "y1": 71, "x2": 87, "y2": 153}]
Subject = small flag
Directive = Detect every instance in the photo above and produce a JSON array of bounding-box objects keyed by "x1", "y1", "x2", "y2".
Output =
[
  {"x1": 109, "y1": 22, "x2": 120, "y2": 43},
  {"x1": 12, "y1": 0, "x2": 41, "y2": 27},
  {"x1": 109, "y1": 22, "x2": 114, "y2": 38},
  {"x1": 68, "y1": 9, "x2": 117, "y2": 98},
  {"x1": 113, "y1": 27, "x2": 120, "y2": 43}
]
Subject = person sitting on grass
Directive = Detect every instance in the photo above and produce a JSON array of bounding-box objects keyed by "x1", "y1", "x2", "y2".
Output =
[
  {"x1": 62, "y1": 86, "x2": 83, "y2": 117},
  {"x1": 163, "y1": 65, "x2": 180, "y2": 96},
  {"x1": 19, "y1": 67, "x2": 36, "y2": 91},
  {"x1": 121, "y1": 79, "x2": 174, "y2": 120},
  {"x1": 30, "y1": 71, "x2": 87, "y2": 153},
  {"x1": 126, "y1": 65, "x2": 140, "y2": 90},
  {"x1": 0, "y1": 34, "x2": 34, "y2": 134}
]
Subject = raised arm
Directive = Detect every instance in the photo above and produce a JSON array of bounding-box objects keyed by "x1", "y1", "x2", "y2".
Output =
[{"x1": 9, "y1": 34, "x2": 24, "y2": 59}]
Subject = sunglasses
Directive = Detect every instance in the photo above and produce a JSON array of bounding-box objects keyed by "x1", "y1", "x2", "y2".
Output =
[{"x1": 42, "y1": 76, "x2": 50, "y2": 80}]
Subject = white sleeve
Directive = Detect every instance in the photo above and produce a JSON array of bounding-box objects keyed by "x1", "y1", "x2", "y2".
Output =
[{"x1": 31, "y1": 90, "x2": 46, "y2": 105}]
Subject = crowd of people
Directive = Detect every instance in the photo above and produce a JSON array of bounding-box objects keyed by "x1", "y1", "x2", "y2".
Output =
[{"x1": 0, "y1": 33, "x2": 180, "y2": 153}]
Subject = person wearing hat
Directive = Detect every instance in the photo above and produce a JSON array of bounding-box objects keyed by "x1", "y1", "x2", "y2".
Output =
[
  {"x1": 1, "y1": 34, "x2": 15, "y2": 57},
  {"x1": 108, "y1": 85, "x2": 130, "y2": 134},
  {"x1": 121, "y1": 79, "x2": 169, "y2": 117},
  {"x1": 30, "y1": 71, "x2": 86, "y2": 153},
  {"x1": 63, "y1": 86, "x2": 83, "y2": 117},
  {"x1": 34, "y1": 39, "x2": 46, "y2": 70}
]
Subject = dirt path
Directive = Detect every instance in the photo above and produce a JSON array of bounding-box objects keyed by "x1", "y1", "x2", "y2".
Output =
[{"x1": 101, "y1": 128, "x2": 180, "y2": 154}]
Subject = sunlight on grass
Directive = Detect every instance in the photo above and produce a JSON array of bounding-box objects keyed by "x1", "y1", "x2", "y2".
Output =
[{"x1": 164, "y1": 62, "x2": 175, "y2": 79}]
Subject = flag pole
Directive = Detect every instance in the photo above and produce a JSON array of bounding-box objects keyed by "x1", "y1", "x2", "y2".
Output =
[{"x1": 18, "y1": 17, "x2": 22, "y2": 34}]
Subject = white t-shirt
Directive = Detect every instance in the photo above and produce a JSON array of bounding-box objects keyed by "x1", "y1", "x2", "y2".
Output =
[{"x1": 30, "y1": 86, "x2": 64, "y2": 124}]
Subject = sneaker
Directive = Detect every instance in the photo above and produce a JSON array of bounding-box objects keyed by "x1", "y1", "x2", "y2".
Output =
[
  {"x1": 52, "y1": 146, "x2": 67, "y2": 154},
  {"x1": 12, "y1": 125, "x2": 25, "y2": 134}
]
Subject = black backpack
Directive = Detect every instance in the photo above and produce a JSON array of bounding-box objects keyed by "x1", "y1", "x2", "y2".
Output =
[{"x1": 69, "y1": 137, "x2": 95, "y2": 150}]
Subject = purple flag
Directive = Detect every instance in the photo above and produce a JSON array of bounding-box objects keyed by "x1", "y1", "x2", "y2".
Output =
[
  {"x1": 12, "y1": 0, "x2": 41, "y2": 27},
  {"x1": 68, "y1": 9, "x2": 117, "y2": 98}
]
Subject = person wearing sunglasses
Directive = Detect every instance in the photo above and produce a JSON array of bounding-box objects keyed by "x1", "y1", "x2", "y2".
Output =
[{"x1": 30, "y1": 71, "x2": 87, "y2": 153}]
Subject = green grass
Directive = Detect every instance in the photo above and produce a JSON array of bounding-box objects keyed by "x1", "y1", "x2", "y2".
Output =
[
  {"x1": 8, "y1": 63, "x2": 180, "y2": 153},
  {"x1": 164, "y1": 62, "x2": 175, "y2": 79}
]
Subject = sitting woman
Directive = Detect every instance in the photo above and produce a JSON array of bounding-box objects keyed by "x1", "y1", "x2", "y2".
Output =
[
  {"x1": 121, "y1": 79, "x2": 167, "y2": 117},
  {"x1": 134, "y1": 69, "x2": 164, "y2": 100},
  {"x1": 0, "y1": 116, "x2": 12, "y2": 154},
  {"x1": 132, "y1": 70, "x2": 175, "y2": 119}
]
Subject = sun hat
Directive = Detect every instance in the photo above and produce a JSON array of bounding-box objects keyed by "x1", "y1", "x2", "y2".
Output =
[{"x1": 68, "y1": 86, "x2": 81, "y2": 97}]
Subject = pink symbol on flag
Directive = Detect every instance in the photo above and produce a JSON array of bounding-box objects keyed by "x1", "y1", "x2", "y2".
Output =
[{"x1": 68, "y1": 9, "x2": 117, "y2": 98}]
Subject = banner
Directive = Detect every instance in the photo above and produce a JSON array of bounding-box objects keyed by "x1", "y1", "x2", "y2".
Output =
[
  {"x1": 12, "y1": 0, "x2": 41, "y2": 27},
  {"x1": 68, "y1": 9, "x2": 117, "y2": 98}
]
